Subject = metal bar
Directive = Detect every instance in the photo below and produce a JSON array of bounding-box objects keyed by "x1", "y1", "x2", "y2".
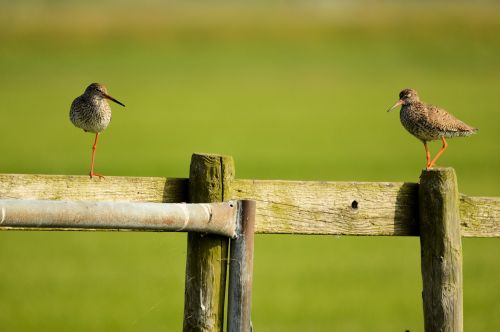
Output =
[
  {"x1": 227, "y1": 200, "x2": 256, "y2": 332},
  {"x1": 0, "y1": 199, "x2": 239, "y2": 237}
]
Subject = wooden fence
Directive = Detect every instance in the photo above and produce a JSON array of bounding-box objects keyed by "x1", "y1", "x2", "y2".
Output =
[{"x1": 1, "y1": 152, "x2": 499, "y2": 331}]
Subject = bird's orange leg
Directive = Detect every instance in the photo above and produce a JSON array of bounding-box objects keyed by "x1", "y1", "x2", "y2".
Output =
[
  {"x1": 89, "y1": 133, "x2": 104, "y2": 179},
  {"x1": 428, "y1": 137, "x2": 448, "y2": 169},
  {"x1": 424, "y1": 142, "x2": 431, "y2": 169}
]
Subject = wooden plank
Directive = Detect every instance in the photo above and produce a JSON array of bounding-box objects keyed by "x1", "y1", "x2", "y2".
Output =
[
  {"x1": 0, "y1": 199, "x2": 238, "y2": 236},
  {"x1": 0, "y1": 174, "x2": 187, "y2": 203},
  {"x1": 419, "y1": 167, "x2": 463, "y2": 332},
  {"x1": 1, "y1": 174, "x2": 499, "y2": 237},
  {"x1": 232, "y1": 179, "x2": 500, "y2": 237},
  {"x1": 232, "y1": 179, "x2": 420, "y2": 236},
  {"x1": 183, "y1": 154, "x2": 234, "y2": 332},
  {"x1": 227, "y1": 200, "x2": 256, "y2": 332},
  {"x1": 460, "y1": 195, "x2": 500, "y2": 237}
]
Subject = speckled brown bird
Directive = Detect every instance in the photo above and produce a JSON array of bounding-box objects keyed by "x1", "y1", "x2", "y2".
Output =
[
  {"x1": 70, "y1": 83, "x2": 125, "y2": 178},
  {"x1": 388, "y1": 88, "x2": 477, "y2": 169}
]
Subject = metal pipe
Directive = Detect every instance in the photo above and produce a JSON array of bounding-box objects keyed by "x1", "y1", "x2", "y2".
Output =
[
  {"x1": 0, "y1": 199, "x2": 239, "y2": 237},
  {"x1": 227, "y1": 200, "x2": 256, "y2": 332}
]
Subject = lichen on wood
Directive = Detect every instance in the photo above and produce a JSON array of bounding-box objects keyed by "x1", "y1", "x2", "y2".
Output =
[
  {"x1": 183, "y1": 154, "x2": 234, "y2": 332},
  {"x1": 1, "y1": 174, "x2": 498, "y2": 237},
  {"x1": 0, "y1": 174, "x2": 187, "y2": 203},
  {"x1": 232, "y1": 179, "x2": 420, "y2": 236},
  {"x1": 419, "y1": 167, "x2": 463, "y2": 332}
]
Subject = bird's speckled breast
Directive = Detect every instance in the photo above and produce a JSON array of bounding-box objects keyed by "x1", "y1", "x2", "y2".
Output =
[
  {"x1": 70, "y1": 96, "x2": 112, "y2": 133},
  {"x1": 399, "y1": 105, "x2": 439, "y2": 142}
]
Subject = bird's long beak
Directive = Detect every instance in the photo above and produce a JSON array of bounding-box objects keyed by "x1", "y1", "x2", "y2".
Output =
[
  {"x1": 103, "y1": 93, "x2": 126, "y2": 107},
  {"x1": 387, "y1": 99, "x2": 403, "y2": 112}
]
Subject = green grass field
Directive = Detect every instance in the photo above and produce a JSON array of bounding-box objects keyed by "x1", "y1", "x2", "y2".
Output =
[{"x1": 1, "y1": 3, "x2": 499, "y2": 331}]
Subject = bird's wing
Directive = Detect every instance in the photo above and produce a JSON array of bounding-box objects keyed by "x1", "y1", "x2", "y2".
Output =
[{"x1": 427, "y1": 104, "x2": 473, "y2": 132}]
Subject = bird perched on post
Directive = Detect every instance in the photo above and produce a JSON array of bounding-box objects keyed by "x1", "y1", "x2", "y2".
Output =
[
  {"x1": 70, "y1": 83, "x2": 125, "y2": 178},
  {"x1": 388, "y1": 88, "x2": 477, "y2": 169}
]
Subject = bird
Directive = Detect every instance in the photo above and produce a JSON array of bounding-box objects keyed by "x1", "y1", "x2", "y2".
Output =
[
  {"x1": 388, "y1": 88, "x2": 477, "y2": 169},
  {"x1": 70, "y1": 83, "x2": 125, "y2": 178}
]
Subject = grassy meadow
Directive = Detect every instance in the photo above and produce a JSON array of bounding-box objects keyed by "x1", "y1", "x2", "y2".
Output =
[{"x1": 1, "y1": 2, "x2": 499, "y2": 331}]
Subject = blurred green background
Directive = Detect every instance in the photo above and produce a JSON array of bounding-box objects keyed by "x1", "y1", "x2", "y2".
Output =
[{"x1": 1, "y1": 1, "x2": 499, "y2": 331}]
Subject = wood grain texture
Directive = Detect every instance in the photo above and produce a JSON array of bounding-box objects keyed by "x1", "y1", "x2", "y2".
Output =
[
  {"x1": 460, "y1": 195, "x2": 500, "y2": 237},
  {"x1": 0, "y1": 174, "x2": 498, "y2": 237},
  {"x1": 0, "y1": 174, "x2": 187, "y2": 203},
  {"x1": 232, "y1": 179, "x2": 420, "y2": 236},
  {"x1": 419, "y1": 168, "x2": 463, "y2": 332},
  {"x1": 183, "y1": 154, "x2": 234, "y2": 332}
]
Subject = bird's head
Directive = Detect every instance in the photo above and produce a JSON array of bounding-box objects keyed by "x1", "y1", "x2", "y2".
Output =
[
  {"x1": 85, "y1": 83, "x2": 125, "y2": 107},
  {"x1": 387, "y1": 88, "x2": 419, "y2": 112}
]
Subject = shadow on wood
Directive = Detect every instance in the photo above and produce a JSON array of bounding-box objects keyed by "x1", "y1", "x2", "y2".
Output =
[{"x1": 393, "y1": 182, "x2": 419, "y2": 236}]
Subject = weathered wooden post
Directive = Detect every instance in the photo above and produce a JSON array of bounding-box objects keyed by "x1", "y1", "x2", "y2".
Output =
[
  {"x1": 183, "y1": 153, "x2": 234, "y2": 332},
  {"x1": 419, "y1": 167, "x2": 463, "y2": 332},
  {"x1": 227, "y1": 200, "x2": 256, "y2": 332}
]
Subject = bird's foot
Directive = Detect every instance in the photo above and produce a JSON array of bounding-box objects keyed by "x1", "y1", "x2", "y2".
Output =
[{"x1": 89, "y1": 171, "x2": 105, "y2": 179}]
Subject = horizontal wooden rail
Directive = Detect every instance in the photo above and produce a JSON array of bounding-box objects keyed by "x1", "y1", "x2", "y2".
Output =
[
  {"x1": 0, "y1": 199, "x2": 239, "y2": 237},
  {"x1": 232, "y1": 179, "x2": 500, "y2": 237},
  {"x1": 1, "y1": 174, "x2": 499, "y2": 237},
  {"x1": 459, "y1": 195, "x2": 500, "y2": 237},
  {"x1": 0, "y1": 174, "x2": 187, "y2": 203},
  {"x1": 233, "y1": 180, "x2": 419, "y2": 236}
]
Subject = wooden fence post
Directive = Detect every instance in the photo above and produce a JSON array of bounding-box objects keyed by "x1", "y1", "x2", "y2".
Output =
[
  {"x1": 419, "y1": 167, "x2": 463, "y2": 332},
  {"x1": 183, "y1": 153, "x2": 235, "y2": 332},
  {"x1": 227, "y1": 200, "x2": 256, "y2": 332}
]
